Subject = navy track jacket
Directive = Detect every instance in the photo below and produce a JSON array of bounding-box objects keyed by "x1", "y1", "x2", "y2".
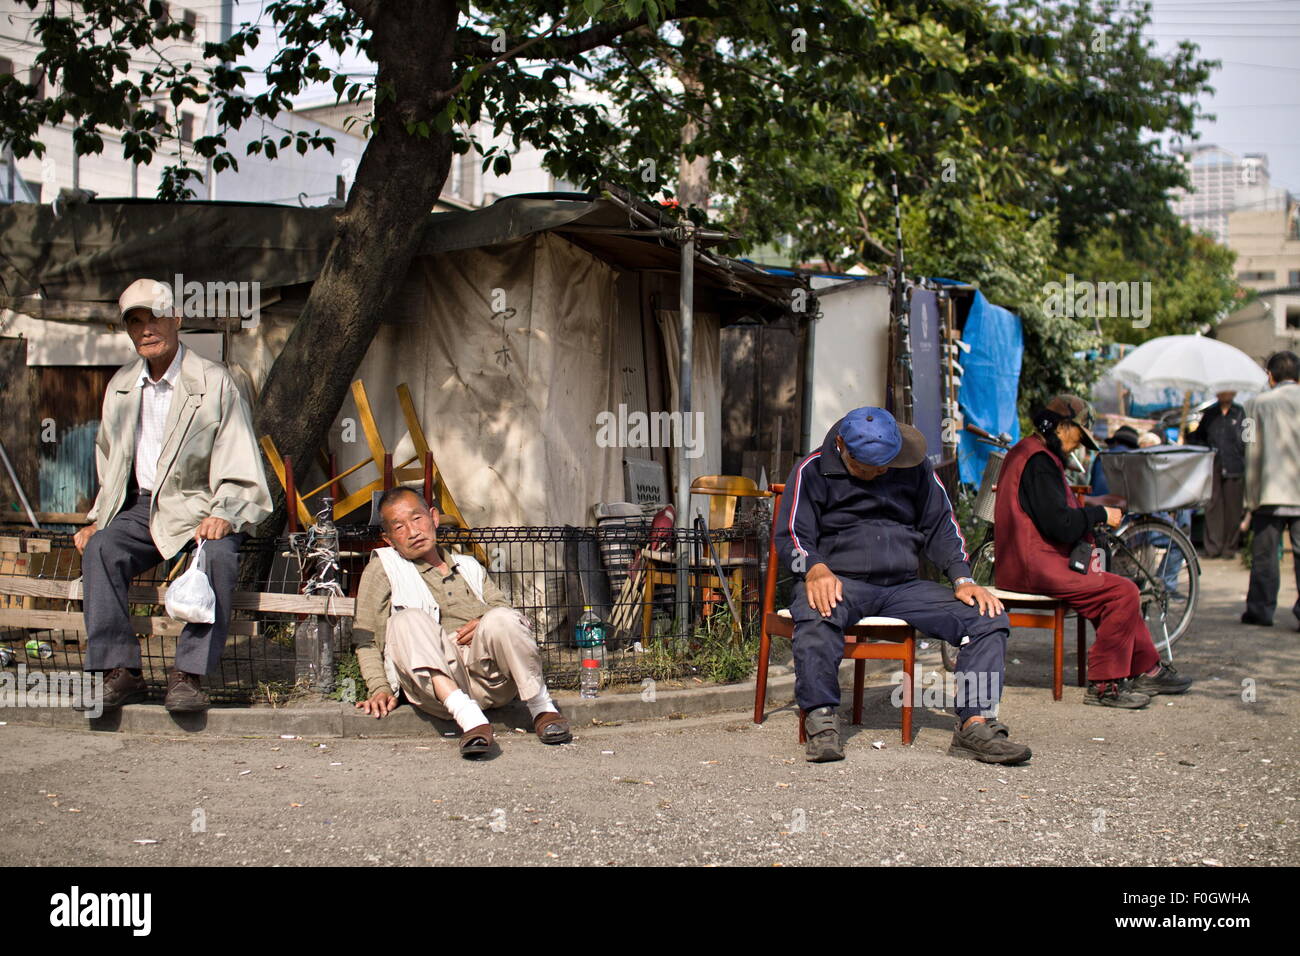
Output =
[{"x1": 776, "y1": 420, "x2": 972, "y2": 586}]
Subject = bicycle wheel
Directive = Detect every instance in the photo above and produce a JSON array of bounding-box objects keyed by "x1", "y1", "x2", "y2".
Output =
[
  {"x1": 1111, "y1": 517, "x2": 1200, "y2": 657},
  {"x1": 941, "y1": 537, "x2": 996, "y2": 672}
]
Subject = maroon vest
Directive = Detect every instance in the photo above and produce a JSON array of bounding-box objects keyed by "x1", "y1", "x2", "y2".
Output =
[{"x1": 993, "y1": 434, "x2": 1079, "y2": 593}]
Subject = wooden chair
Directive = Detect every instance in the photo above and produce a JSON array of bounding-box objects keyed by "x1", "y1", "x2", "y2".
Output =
[
  {"x1": 752, "y1": 483, "x2": 915, "y2": 744},
  {"x1": 982, "y1": 588, "x2": 1083, "y2": 700},
  {"x1": 639, "y1": 475, "x2": 771, "y2": 637}
]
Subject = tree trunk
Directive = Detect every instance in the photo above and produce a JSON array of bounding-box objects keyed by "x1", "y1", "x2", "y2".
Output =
[
  {"x1": 676, "y1": 23, "x2": 712, "y2": 212},
  {"x1": 251, "y1": 0, "x2": 458, "y2": 544}
]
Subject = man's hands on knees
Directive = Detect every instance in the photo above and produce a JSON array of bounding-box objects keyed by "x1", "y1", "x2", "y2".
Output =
[
  {"x1": 355, "y1": 690, "x2": 397, "y2": 718},
  {"x1": 804, "y1": 563, "x2": 843, "y2": 618},
  {"x1": 955, "y1": 581, "x2": 1003, "y2": 617},
  {"x1": 74, "y1": 523, "x2": 98, "y2": 554},
  {"x1": 194, "y1": 517, "x2": 233, "y2": 541}
]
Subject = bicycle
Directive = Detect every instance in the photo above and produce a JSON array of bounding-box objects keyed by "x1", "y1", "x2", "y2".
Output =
[{"x1": 940, "y1": 435, "x2": 1201, "y2": 670}]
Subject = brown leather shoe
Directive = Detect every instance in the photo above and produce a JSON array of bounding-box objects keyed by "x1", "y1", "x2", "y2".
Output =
[
  {"x1": 534, "y1": 711, "x2": 572, "y2": 744},
  {"x1": 92, "y1": 668, "x2": 148, "y2": 711},
  {"x1": 164, "y1": 669, "x2": 210, "y2": 713},
  {"x1": 459, "y1": 723, "x2": 496, "y2": 759}
]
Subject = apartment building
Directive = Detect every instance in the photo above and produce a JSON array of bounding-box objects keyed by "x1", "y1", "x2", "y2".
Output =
[{"x1": 1171, "y1": 144, "x2": 1291, "y2": 246}]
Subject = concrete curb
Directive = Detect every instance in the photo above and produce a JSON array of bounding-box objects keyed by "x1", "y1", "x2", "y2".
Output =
[{"x1": 1, "y1": 661, "x2": 906, "y2": 738}]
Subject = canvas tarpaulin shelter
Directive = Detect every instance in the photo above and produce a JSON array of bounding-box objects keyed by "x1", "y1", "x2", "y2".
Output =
[{"x1": 0, "y1": 195, "x2": 805, "y2": 528}]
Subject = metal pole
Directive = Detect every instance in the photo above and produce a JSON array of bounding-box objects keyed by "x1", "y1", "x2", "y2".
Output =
[
  {"x1": 800, "y1": 307, "x2": 816, "y2": 456},
  {"x1": 677, "y1": 226, "x2": 694, "y2": 528},
  {"x1": 0, "y1": 437, "x2": 41, "y2": 530},
  {"x1": 676, "y1": 225, "x2": 695, "y2": 642}
]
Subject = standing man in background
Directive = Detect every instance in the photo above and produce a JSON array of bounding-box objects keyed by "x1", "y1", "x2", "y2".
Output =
[
  {"x1": 1241, "y1": 352, "x2": 1300, "y2": 629},
  {"x1": 1189, "y1": 391, "x2": 1247, "y2": 559}
]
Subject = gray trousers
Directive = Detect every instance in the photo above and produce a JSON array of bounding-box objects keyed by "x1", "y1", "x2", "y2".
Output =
[
  {"x1": 1203, "y1": 472, "x2": 1244, "y2": 558},
  {"x1": 82, "y1": 493, "x2": 244, "y2": 675},
  {"x1": 1245, "y1": 511, "x2": 1300, "y2": 625}
]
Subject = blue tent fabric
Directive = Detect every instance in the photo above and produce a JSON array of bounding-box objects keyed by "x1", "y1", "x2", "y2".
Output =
[{"x1": 958, "y1": 291, "x2": 1024, "y2": 485}]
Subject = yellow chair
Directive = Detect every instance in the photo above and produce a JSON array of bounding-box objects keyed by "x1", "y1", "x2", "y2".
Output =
[{"x1": 640, "y1": 475, "x2": 772, "y2": 637}]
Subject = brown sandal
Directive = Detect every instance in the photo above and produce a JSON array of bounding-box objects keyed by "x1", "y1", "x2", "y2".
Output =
[
  {"x1": 459, "y1": 723, "x2": 495, "y2": 759},
  {"x1": 534, "y1": 711, "x2": 572, "y2": 745}
]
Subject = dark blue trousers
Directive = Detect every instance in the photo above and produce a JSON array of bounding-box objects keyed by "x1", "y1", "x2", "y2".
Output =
[
  {"x1": 790, "y1": 576, "x2": 1008, "y2": 722},
  {"x1": 82, "y1": 493, "x2": 244, "y2": 676}
]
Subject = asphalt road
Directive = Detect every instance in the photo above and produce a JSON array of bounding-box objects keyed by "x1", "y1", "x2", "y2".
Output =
[{"x1": 2, "y1": 556, "x2": 1296, "y2": 867}]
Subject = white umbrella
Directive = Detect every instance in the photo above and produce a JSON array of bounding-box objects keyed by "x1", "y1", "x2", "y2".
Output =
[
  {"x1": 1111, "y1": 334, "x2": 1268, "y2": 395},
  {"x1": 1110, "y1": 334, "x2": 1268, "y2": 441}
]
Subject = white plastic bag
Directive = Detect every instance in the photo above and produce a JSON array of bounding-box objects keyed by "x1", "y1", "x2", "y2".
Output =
[{"x1": 165, "y1": 540, "x2": 217, "y2": 624}]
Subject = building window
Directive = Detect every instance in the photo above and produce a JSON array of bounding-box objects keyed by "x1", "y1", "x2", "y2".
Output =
[
  {"x1": 180, "y1": 111, "x2": 195, "y2": 144},
  {"x1": 1289, "y1": 270, "x2": 1300, "y2": 287},
  {"x1": 183, "y1": 8, "x2": 197, "y2": 30},
  {"x1": 0, "y1": 57, "x2": 13, "y2": 78},
  {"x1": 1238, "y1": 270, "x2": 1276, "y2": 282},
  {"x1": 30, "y1": 67, "x2": 45, "y2": 99},
  {"x1": 1286, "y1": 307, "x2": 1300, "y2": 331}
]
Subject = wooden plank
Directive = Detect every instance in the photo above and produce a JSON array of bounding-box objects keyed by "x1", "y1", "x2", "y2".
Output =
[
  {"x1": 350, "y1": 380, "x2": 390, "y2": 475},
  {"x1": 0, "y1": 338, "x2": 38, "y2": 519},
  {"x1": 396, "y1": 383, "x2": 432, "y2": 458},
  {"x1": 24, "y1": 539, "x2": 50, "y2": 553},
  {"x1": 0, "y1": 575, "x2": 355, "y2": 615},
  {"x1": 1, "y1": 292, "x2": 281, "y2": 327},
  {"x1": 0, "y1": 538, "x2": 22, "y2": 553},
  {"x1": 0, "y1": 609, "x2": 261, "y2": 637},
  {"x1": 34, "y1": 513, "x2": 92, "y2": 524}
]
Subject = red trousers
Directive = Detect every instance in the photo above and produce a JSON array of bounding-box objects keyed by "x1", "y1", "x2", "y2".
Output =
[{"x1": 1035, "y1": 570, "x2": 1161, "y2": 682}]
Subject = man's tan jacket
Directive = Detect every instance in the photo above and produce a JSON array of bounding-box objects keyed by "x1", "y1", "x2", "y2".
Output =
[
  {"x1": 1244, "y1": 381, "x2": 1300, "y2": 512},
  {"x1": 86, "y1": 347, "x2": 272, "y2": 558}
]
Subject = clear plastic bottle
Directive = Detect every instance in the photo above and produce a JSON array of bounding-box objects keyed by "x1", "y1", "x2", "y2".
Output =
[
  {"x1": 579, "y1": 658, "x2": 601, "y2": 699},
  {"x1": 575, "y1": 605, "x2": 605, "y2": 649}
]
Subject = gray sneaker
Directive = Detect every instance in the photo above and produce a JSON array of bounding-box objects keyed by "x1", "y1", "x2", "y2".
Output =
[
  {"x1": 803, "y1": 706, "x2": 844, "y2": 762},
  {"x1": 1084, "y1": 680, "x2": 1150, "y2": 709},
  {"x1": 1128, "y1": 663, "x2": 1193, "y2": 696},
  {"x1": 948, "y1": 718, "x2": 1032, "y2": 765}
]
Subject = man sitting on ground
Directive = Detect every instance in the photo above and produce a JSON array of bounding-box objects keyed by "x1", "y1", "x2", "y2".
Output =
[
  {"x1": 777, "y1": 406, "x2": 1030, "y2": 765},
  {"x1": 352, "y1": 487, "x2": 571, "y2": 758}
]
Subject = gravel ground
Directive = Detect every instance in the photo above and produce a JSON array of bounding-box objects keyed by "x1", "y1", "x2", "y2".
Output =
[{"x1": 2, "y1": 556, "x2": 1296, "y2": 867}]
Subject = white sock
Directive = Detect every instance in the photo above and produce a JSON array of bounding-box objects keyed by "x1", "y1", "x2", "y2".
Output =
[
  {"x1": 524, "y1": 687, "x2": 556, "y2": 719},
  {"x1": 443, "y1": 689, "x2": 488, "y2": 732}
]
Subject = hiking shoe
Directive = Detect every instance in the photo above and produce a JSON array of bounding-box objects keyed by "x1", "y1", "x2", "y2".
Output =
[
  {"x1": 803, "y1": 706, "x2": 844, "y2": 763},
  {"x1": 87, "y1": 668, "x2": 148, "y2": 711},
  {"x1": 1128, "y1": 663, "x2": 1193, "y2": 696},
  {"x1": 1240, "y1": 611, "x2": 1273, "y2": 627},
  {"x1": 163, "y1": 669, "x2": 210, "y2": 713},
  {"x1": 948, "y1": 718, "x2": 1032, "y2": 765},
  {"x1": 1085, "y1": 680, "x2": 1150, "y2": 709}
]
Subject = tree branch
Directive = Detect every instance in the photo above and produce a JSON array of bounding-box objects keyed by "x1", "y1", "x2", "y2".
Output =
[
  {"x1": 455, "y1": 0, "x2": 725, "y2": 63},
  {"x1": 339, "y1": 0, "x2": 380, "y2": 24}
]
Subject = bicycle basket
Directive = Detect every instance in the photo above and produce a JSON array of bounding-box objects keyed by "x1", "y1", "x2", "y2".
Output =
[{"x1": 1099, "y1": 446, "x2": 1215, "y2": 512}]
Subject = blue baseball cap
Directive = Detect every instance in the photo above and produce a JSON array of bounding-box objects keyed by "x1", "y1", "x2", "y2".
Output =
[{"x1": 837, "y1": 407, "x2": 927, "y2": 468}]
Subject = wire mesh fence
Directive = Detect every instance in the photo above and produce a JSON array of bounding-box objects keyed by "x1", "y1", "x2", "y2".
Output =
[{"x1": 1, "y1": 516, "x2": 770, "y2": 703}]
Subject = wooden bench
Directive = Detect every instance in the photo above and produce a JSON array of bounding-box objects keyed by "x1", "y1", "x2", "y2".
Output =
[{"x1": 0, "y1": 573, "x2": 353, "y2": 640}]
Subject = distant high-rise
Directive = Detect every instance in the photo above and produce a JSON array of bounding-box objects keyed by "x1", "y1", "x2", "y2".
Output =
[{"x1": 1171, "y1": 145, "x2": 1291, "y2": 245}]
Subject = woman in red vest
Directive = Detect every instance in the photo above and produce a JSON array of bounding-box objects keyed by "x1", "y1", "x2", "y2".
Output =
[{"x1": 994, "y1": 395, "x2": 1193, "y2": 707}]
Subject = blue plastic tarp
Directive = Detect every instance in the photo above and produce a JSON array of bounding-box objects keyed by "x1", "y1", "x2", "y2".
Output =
[{"x1": 958, "y1": 291, "x2": 1023, "y2": 485}]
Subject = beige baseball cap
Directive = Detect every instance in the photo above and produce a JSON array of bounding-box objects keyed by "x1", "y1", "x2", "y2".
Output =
[{"x1": 117, "y1": 278, "x2": 174, "y2": 321}]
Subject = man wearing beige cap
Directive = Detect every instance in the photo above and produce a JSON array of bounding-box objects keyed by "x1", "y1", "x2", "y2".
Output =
[{"x1": 73, "y1": 279, "x2": 271, "y2": 712}]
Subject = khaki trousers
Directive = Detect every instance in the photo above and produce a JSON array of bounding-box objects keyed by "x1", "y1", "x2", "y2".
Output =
[{"x1": 384, "y1": 607, "x2": 545, "y2": 719}]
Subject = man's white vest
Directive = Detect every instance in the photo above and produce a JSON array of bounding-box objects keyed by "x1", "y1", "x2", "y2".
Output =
[{"x1": 373, "y1": 548, "x2": 488, "y2": 694}]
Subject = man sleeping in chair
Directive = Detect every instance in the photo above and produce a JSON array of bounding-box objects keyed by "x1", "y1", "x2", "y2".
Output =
[
  {"x1": 351, "y1": 487, "x2": 571, "y2": 758},
  {"x1": 776, "y1": 406, "x2": 1031, "y2": 765}
]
